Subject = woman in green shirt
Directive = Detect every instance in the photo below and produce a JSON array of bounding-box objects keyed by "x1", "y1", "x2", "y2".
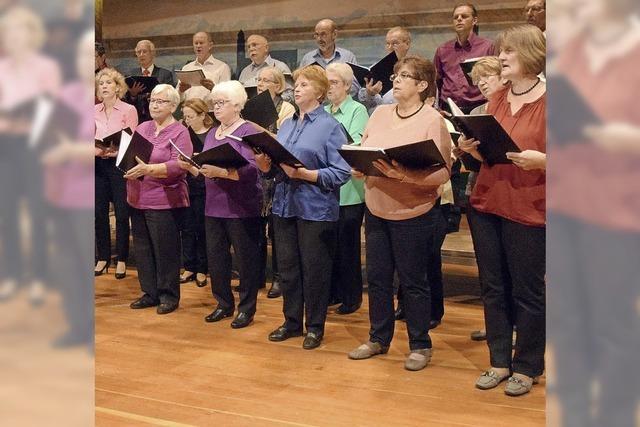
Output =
[{"x1": 325, "y1": 63, "x2": 369, "y2": 314}]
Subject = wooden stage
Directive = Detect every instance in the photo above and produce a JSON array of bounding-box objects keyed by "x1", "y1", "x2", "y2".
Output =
[{"x1": 96, "y1": 263, "x2": 545, "y2": 426}]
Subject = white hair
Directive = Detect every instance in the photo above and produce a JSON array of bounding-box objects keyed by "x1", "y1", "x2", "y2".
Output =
[
  {"x1": 151, "y1": 84, "x2": 181, "y2": 111},
  {"x1": 211, "y1": 80, "x2": 248, "y2": 109}
]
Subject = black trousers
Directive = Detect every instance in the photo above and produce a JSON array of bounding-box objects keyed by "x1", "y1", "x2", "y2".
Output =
[
  {"x1": 273, "y1": 215, "x2": 337, "y2": 335},
  {"x1": 130, "y1": 208, "x2": 185, "y2": 305},
  {"x1": 366, "y1": 207, "x2": 440, "y2": 350},
  {"x1": 50, "y1": 206, "x2": 94, "y2": 344},
  {"x1": 330, "y1": 203, "x2": 365, "y2": 308},
  {"x1": 467, "y1": 207, "x2": 545, "y2": 377},
  {"x1": 548, "y1": 213, "x2": 640, "y2": 427},
  {"x1": 181, "y1": 191, "x2": 207, "y2": 274},
  {"x1": 95, "y1": 157, "x2": 130, "y2": 263},
  {"x1": 396, "y1": 203, "x2": 447, "y2": 321},
  {"x1": 259, "y1": 213, "x2": 278, "y2": 287},
  {"x1": 205, "y1": 216, "x2": 262, "y2": 315}
]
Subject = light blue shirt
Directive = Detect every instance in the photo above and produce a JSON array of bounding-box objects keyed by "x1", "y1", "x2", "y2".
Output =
[
  {"x1": 299, "y1": 47, "x2": 360, "y2": 97},
  {"x1": 270, "y1": 105, "x2": 351, "y2": 222}
]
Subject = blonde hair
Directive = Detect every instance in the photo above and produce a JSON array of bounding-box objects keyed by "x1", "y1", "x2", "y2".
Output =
[
  {"x1": 259, "y1": 67, "x2": 286, "y2": 95},
  {"x1": 326, "y1": 63, "x2": 353, "y2": 87},
  {"x1": 95, "y1": 68, "x2": 128, "y2": 101},
  {"x1": 496, "y1": 24, "x2": 546, "y2": 76},
  {"x1": 293, "y1": 65, "x2": 329, "y2": 103},
  {"x1": 0, "y1": 6, "x2": 46, "y2": 50},
  {"x1": 183, "y1": 98, "x2": 213, "y2": 128},
  {"x1": 470, "y1": 56, "x2": 502, "y2": 82}
]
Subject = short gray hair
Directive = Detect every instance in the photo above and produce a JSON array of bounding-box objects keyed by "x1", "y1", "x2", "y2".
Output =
[
  {"x1": 211, "y1": 80, "x2": 248, "y2": 109},
  {"x1": 326, "y1": 63, "x2": 353, "y2": 87},
  {"x1": 151, "y1": 84, "x2": 180, "y2": 111}
]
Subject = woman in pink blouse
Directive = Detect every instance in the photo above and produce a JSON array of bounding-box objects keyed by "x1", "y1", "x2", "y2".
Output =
[{"x1": 94, "y1": 68, "x2": 138, "y2": 279}]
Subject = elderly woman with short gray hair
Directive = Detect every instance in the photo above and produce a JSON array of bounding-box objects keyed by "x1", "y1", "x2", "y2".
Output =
[
  {"x1": 178, "y1": 80, "x2": 263, "y2": 329},
  {"x1": 126, "y1": 84, "x2": 193, "y2": 315}
]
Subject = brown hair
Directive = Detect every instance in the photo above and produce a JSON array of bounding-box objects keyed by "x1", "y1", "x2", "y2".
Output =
[
  {"x1": 183, "y1": 98, "x2": 213, "y2": 128},
  {"x1": 292, "y1": 65, "x2": 330, "y2": 103},
  {"x1": 470, "y1": 56, "x2": 502, "y2": 82},
  {"x1": 496, "y1": 24, "x2": 546, "y2": 76},
  {"x1": 393, "y1": 55, "x2": 436, "y2": 100}
]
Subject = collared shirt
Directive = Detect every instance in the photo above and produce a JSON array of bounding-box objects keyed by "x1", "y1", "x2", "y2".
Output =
[
  {"x1": 94, "y1": 98, "x2": 139, "y2": 141},
  {"x1": 126, "y1": 120, "x2": 192, "y2": 210},
  {"x1": 0, "y1": 53, "x2": 61, "y2": 110},
  {"x1": 299, "y1": 47, "x2": 360, "y2": 97},
  {"x1": 238, "y1": 55, "x2": 292, "y2": 88},
  {"x1": 140, "y1": 64, "x2": 155, "y2": 75},
  {"x1": 178, "y1": 54, "x2": 231, "y2": 107},
  {"x1": 324, "y1": 96, "x2": 369, "y2": 206},
  {"x1": 434, "y1": 32, "x2": 495, "y2": 110},
  {"x1": 271, "y1": 105, "x2": 351, "y2": 221},
  {"x1": 203, "y1": 122, "x2": 263, "y2": 218}
]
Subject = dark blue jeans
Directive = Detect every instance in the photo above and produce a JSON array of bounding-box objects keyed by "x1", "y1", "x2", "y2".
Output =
[
  {"x1": 467, "y1": 208, "x2": 545, "y2": 377},
  {"x1": 365, "y1": 207, "x2": 441, "y2": 350}
]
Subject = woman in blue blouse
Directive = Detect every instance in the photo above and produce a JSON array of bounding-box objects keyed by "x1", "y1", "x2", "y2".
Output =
[{"x1": 255, "y1": 65, "x2": 351, "y2": 350}]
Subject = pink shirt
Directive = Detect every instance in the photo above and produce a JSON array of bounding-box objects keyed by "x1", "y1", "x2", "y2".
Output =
[
  {"x1": 94, "y1": 98, "x2": 138, "y2": 140},
  {"x1": 45, "y1": 82, "x2": 95, "y2": 209},
  {"x1": 126, "y1": 120, "x2": 193, "y2": 210},
  {"x1": 0, "y1": 53, "x2": 61, "y2": 109}
]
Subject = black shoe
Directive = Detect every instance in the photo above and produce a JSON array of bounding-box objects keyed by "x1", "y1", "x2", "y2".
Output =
[
  {"x1": 130, "y1": 295, "x2": 159, "y2": 309},
  {"x1": 205, "y1": 307, "x2": 234, "y2": 323},
  {"x1": 180, "y1": 272, "x2": 196, "y2": 284},
  {"x1": 470, "y1": 330, "x2": 487, "y2": 341},
  {"x1": 157, "y1": 302, "x2": 178, "y2": 314},
  {"x1": 429, "y1": 319, "x2": 441, "y2": 330},
  {"x1": 94, "y1": 261, "x2": 110, "y2": 277},
  {"x1": 302, "y1": 332, "x2": 323, "y2": 350},
  {"x1": 394, "y1": 307, "x2": 406, "y2": 321},
  {"x1": 115, "y1": 271, "x2": 126, "y2": 279},
  {"x1": 231, "y1": 312, "x2": 254, "y2": 329},
  {"x1": 195, "y1": 274, "x2": 208, "y2": 287},
  {"x1": 267, "y1": 281, "x2": 281, "y2": 298},
  {"x1": 336, "y1": 303, "x2": 361, "y2": 315},
  {"x1": 268, "y1": 326, "x2": 303, "y2": 342}
]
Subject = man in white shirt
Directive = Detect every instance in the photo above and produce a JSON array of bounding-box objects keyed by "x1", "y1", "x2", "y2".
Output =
[{"x1": 177, "y1": 31, "x2": 231, "y2": 108}]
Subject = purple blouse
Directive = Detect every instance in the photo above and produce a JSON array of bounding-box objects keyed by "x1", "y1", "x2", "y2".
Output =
[
  {"x1": 204, "y1": 122, "x2": 262, "y2": 218},
  {"x1": 126, "y1": 120, "x2": 193, "y2": 210}
]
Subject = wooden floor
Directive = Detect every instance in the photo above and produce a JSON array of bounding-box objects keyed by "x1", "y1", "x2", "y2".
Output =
[{"x1": 96, "y1": 266, "x2": 545, "y2": 427}]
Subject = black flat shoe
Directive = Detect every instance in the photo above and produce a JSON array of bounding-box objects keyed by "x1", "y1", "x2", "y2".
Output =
[
  {"x1": 195, "y1": 274, "x2": 208, "y2": 287},
  {"x1": 130, "y1": 295, "x2": 159, "y2": 309},
  {"x1": 394, "y1": 307, "x2": 406, "y2": 321},
  {"x1": 205, "y1": 307, "x2": 233, "y2": 323},
  {"x1": 94, "y1": 261, "x2": 110, "y2": 277},
  {"x1": 180, "y1": 272, "x2": 196, "y2": 284},
  {"x1": 268, "y1": 326, "x2": 303, "y2": 342},
  {"x1": 302, "y1": 332, "x2": 323, "y2": 350},
  {"x1": 157, "y1": 302, "x2": 178, "y2": 314},
  {"x1": 336, "y1": 303, "x2": 361, "y2": 315},
  {"x1": 267, "y1": 281, "x2": 281, "y2": 298},
  {"x1": 231, "y1": 312, "x2": 254, "y2": 329}
]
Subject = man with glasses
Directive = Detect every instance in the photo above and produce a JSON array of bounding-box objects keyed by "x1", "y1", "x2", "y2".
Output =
[
  {"x1": 358, "y1": 27, "x2": 412, "y2": 113},
  {"x1": 524, "y1": 0, "x2": 545, "y2": 34},
  {"x1": 238, "y1": 34, "x2": 293, "y2": 102}
]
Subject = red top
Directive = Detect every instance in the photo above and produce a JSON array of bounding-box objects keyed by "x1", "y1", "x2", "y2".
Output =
[
  {"x1": 470, "y1": 87, "x2": 546, "y2": 227},
  {"x1": 548, "y1": 35, "x2": 640, "y2": 232}
]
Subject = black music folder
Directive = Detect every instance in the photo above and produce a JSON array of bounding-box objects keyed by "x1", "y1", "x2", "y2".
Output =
[
  {"x1": 95, "y1": 128, "x2": 132, "y2": 151},
  {"x1": 339, "y1": 123, "x2": 355, "y2": 144},
  {"x1": 338, "y1": 139, "x2": 445, "y2": 177},
  {"x1": 547, "y1": 76, "x2": 601, "y2": 144},
  {"x1": 459, "y1": 57, "x2": 484, "y2": 86},
  {"x1": 447, "y1": 98, "x2": 520, "y2": 166},
  {"x1": 116, "y1": 131, "x2": 154, "y2": 176},
  {"x1": 170, "y1": 139, "x2": 248, "y2": 169},
  {"x1": 125, "y1": 75, "x2": 159, "y2": 94},
  {"x1": 238, "y1": 131, "x2": 306, "y2": 168},
  {"x1": 347, "y1": 51, "x2": 398, "y2": 94},
  {"x1": 244, "y1": 84, "x2": 258, "y2": 99},
  {"x1": 241, "y1": 90, "x2": 278, "y2": 129}
]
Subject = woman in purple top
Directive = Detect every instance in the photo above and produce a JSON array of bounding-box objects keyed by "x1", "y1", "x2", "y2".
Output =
[
  {"x1": 178, "y1": 81, "x2": 263, "y2": 329},
  {"x1": 125, "y1": 84, "x2": 193, "y2": 315}
]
